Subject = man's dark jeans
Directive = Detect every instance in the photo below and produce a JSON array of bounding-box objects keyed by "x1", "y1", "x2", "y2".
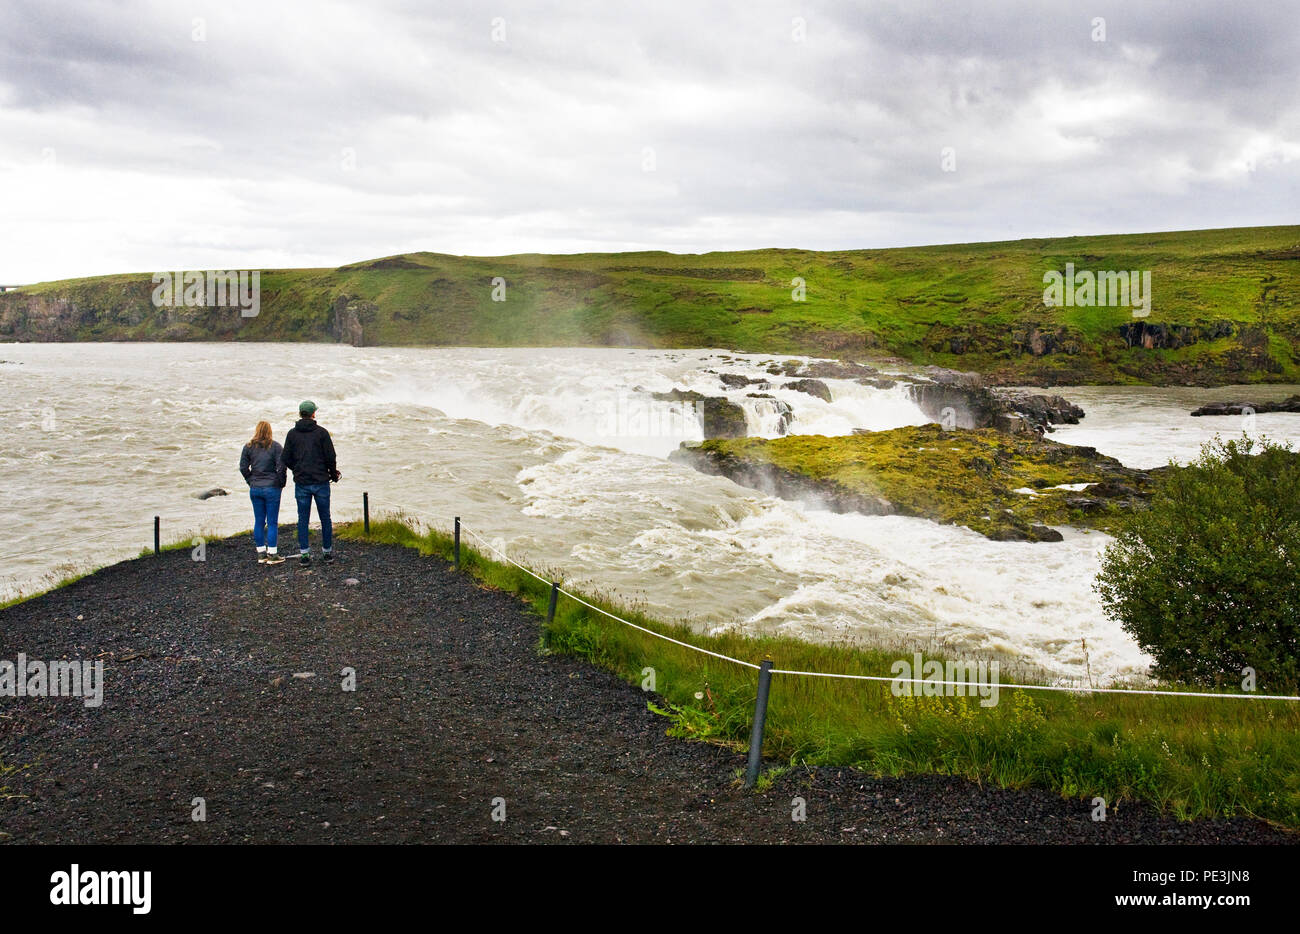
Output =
[{"x1": 295, "y1": 482, "x2": 332, "y2": 554}]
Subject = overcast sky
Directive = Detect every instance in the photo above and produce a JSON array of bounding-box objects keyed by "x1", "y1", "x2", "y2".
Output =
[{"x1": 1, "y1": 0, "x2": 1297, "y2": 282}]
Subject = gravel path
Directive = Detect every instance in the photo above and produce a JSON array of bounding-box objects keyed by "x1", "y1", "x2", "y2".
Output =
[{"x1": 0, "y1": 537, "x2": 1292, "y2": 844}]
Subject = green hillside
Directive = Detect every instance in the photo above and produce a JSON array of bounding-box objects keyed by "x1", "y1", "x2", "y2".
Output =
[{"x1": 3, "y1": 225, "x2": 1298, "y2": 386}]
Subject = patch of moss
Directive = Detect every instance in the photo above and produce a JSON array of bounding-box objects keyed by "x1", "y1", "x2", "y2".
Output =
[{"x1": 688, "y1": 425, "x2": 1157, "y2": 539}]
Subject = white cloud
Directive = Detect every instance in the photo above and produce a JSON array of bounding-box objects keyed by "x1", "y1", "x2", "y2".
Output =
[{"x1": 0, "y1": 0, "x2": 1296, "y2": 282}]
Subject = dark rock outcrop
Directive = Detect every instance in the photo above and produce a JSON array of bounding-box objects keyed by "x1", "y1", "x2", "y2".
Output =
[
  {"x1": 767, "y1": 359, "x2": 882, "y2": 380},
  {"x1": 991, "y1": 390, "x2": 1085, "y2": 432},
  {"x1": 1191, "y1": 395, "x2": 1300, "y2": 416},
  {"x1": 746, "y1": 393, "x2": 794, "y2": 434},
  {"x1": 331, "y1": 295, "x2": 375, "y2": 346},
  {"x1": 0, "y1": 294, "x2": 85, "y2": 341},
  {"x1": 987, "y1": 524, "x2": 1065, "y2": 543},
  {"x1": 1119, "y1": 320, "x2": 1236, "y2": 350},
  {"x1": 650, "y1": 389, "x2": 748, "y2": 439},
  {"x1": 1010, "y1": 324, "x2": 1085, "y2": 357},
  {"x1": 908, "y1": 368, "x2": 1085, "y2": 434},
  {"x1": 908, "y1": 368, "x2": 1003, "y2": 429},
  {"x1": 784, "y1": 378, "x2": 833, "y2": 402},
  {"x1": 715, "y1": 372, "x2": 767, "y2": 389}
]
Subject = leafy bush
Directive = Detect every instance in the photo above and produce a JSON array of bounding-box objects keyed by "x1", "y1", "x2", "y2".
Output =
[{"x1": 1095, "y1": 436, "x2": 1300, "y2": 691}]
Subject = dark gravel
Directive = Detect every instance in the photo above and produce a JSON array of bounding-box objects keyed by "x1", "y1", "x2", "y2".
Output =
[{"x1": 0, "y1": 537, "x2": 1292, "y2": 844}]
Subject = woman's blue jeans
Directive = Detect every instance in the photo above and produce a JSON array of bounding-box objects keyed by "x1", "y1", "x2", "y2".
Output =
[{"x1": 249, "y1": 486, "x2": 282, "y2": 549}]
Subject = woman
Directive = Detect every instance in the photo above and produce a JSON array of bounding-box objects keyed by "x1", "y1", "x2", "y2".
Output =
[{"x1": 239, "y1": 420, "x2": 286, "y2": 564}]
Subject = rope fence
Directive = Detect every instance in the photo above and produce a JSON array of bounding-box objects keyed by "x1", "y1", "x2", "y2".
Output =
[
  {"x1": 14, "y1": 496, "x2": 1297, "y2": 790},
  {"x1": 0, "y1": 513, "x2": 208, "y2": 565},
  {"x1": 358, "y1": 494, "x2": 1300, "y2": 788}
]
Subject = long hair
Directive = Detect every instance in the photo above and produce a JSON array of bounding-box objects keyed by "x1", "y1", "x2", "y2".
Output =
[{"x1": 249, "y1": 420, "x2": 273, "y2": 449}]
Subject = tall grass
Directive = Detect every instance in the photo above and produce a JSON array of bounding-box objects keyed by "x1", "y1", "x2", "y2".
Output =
[{"x1": 340, "y1": 516, "x2": 1300, "y2": 831}]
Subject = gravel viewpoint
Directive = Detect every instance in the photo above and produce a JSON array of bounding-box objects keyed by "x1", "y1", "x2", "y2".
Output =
[{"x1": 0, "y1": 538, "x2": 1292, "y2": 845}]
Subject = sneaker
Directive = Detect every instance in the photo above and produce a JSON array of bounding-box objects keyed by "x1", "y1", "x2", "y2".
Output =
[
  {"x1": 299, "y1": 553, "x2": 312, "y2": 567},
  {"x1": 257, "y1": 554, "x2": 267, "y2": 564},
  {"x1": 265, "y1": 554, "x2": 285, "y2": 565},
  {"x1": 323, "y1": 551, "x2": 335, "y2": 564}
]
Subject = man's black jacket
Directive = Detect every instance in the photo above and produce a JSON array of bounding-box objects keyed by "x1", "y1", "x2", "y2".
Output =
[{"x1": 281, "y1": 418, "x2": 337, "y2": 485}]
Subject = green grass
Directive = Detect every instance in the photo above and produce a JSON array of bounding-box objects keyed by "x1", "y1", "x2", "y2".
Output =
[
  {"x1": 0, "y1": 569, "x2": 96, "y2": 612},
  {"x1": 5, "y1": 225, "x2": 1300, "y2": 385},
  {"x1": 0, "y1": 535, "x2": 198, "y2": 611},
  {"x1": 337, "y1": 515, "x2": 1300, "y2": 831}
]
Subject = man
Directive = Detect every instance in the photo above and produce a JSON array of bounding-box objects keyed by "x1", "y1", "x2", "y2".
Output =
[{"x1": 280, "y1": 400, "x2": 341, "y2": 566}]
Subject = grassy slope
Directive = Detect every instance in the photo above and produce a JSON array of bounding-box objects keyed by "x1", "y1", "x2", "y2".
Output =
[{"x1": 8, "y1": 225, "x2": 1300, "y2": 385}]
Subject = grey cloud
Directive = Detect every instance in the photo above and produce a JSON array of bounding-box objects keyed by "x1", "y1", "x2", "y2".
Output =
[{"x1": 0, "y1": 0, "x2": 1296, "y2": 282}]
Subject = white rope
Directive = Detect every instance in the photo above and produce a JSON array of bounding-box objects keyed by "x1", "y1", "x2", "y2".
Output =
[
  {"x1": 554, "y1": 585, "x2": 761, "y2": 670},
  {"x1": 368, "y1": 501, "x2": 1300, "y2": 699},
  {"x1": 0, "y1": 519, "x2": 224, "y2": 563},
  {"x1": 460, "y1": 525, "x2": 555, "y2": 588},
  {"x1": 0, "y1": 525, "x2": 135, "y2": 562},
  {"x1": 767, "y1": 668, "x2": 1300, "y2": 701},
  {"x1": 457, "y1": 518, "x2": 759, "y2": 669}
]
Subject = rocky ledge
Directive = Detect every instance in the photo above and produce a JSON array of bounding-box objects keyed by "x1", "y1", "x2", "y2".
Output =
[
  {"x1": 908, "y1": 367, "x2": 1085, "y2": 435},
  {"x1": 703, "y1": 361, "x2": 1086, "y2": 440},
  {"x1": 670, "y1": 424, "x2": 1163, "y2": 542},
  {"x1": 1191, "y1": 395, "x2": 1300, "y2": 416}
]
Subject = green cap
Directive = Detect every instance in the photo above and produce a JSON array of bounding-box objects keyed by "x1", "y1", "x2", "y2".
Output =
[{"x1": 299, "y1": 400, "x2": 317, "y2": 416}]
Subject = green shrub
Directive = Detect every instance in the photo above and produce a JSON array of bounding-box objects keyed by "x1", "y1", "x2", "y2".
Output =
[{"x1": 1095, "y1": 436, "x2": 1300, "y2": 692}]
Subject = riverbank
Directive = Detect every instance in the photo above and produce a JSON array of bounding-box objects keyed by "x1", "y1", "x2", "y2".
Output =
[
  {"x1": 3, "y1": 224, "x2": 1298, "y2": 387},
  {"x1": 1, "y1": 522, "x2": 1295, "y2": 842}
]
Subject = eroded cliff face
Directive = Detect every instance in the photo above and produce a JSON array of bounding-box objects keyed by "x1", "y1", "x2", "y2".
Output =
[
  {"x1": 0, "y1": 282, "x2": 255, "y2": 342},
  {"x1": 0, "y1": 285, "x2": 371, "y2": 345},
  {"x1": 330, "y1": 295, "x2": 376, "y2": 346},
  {"x1": 0, "y1": 294, "x2": 84, "y2": 341}
]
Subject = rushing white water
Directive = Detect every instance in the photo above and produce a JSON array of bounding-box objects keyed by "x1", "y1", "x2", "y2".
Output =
[{"x1": 2, "y1": 343, "x2": 1298, "y2": 684}]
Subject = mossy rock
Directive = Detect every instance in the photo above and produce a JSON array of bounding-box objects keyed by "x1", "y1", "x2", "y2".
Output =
[{"x1": 670, "y1": 424, "x2": 1159, "y2": 540}]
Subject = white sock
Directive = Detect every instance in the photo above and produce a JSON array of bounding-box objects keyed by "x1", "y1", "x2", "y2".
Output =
[
  {"x1": 267, "y1": 547, "x2": 277, "y2": 555},
  {"x1": 257, "y1": 547, "x2": 267, "y2": 555}
]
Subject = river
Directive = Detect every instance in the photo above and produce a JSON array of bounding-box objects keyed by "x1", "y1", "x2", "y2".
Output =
[{"x1": 3, "y1": 343, "x2": 1297, "y2": 684}]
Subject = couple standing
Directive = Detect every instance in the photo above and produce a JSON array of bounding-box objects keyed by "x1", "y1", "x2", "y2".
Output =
[{"x1": 238, "y1": 400, "x2": 341, "y2": 567}]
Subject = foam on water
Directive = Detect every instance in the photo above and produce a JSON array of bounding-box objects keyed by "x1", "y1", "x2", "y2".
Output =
[{"x1": 5, "y1": 343, "x2": 1300, "y2": 683}]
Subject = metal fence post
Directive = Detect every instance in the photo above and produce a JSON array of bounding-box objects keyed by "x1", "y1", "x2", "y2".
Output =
[
  {"x1": 363, "y1": 492, "x2": 370, "y2": 535},
  {"x1": 744, "y1": 659, "x2": 775, "y2": 789},
  {"x1": 546, "y1": 581, "x2": 559, "y2": 624},
  {"x1": 154, "y1": 515, "x2": 160, "y2": 556},
  {"x1": 454, "y1": 516, "x2": 460, "y2": 569}
]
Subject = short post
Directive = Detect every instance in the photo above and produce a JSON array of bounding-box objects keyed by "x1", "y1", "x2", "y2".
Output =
[
  {"x1": 546, "y1": 581, "x2": 559, "y2": 624},
  {"x1": 363, "y1": 492, "x2": 370, "y2": 535},
  {"x1": 153, "y1": 515, "x2": 160, "y2": 556},
  {"x1": 743, "y1": 659, "x2": 775, "y2": 790},
  {"x1": 454, "y1": 516, "x2": 461, "y2": 569}
]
